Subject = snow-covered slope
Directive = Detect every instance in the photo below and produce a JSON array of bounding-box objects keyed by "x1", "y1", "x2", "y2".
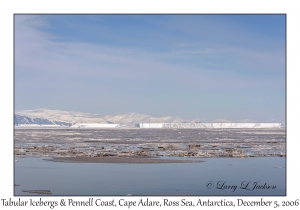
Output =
[
  {"x1": 15, "y1": 109, "x2": 184, "y2": 125},
  {"x1": 14, "y1": 114, "x2": 70, "y2": 126},
  {"x1": 15, "y1": 109, "x2": 107, "y2": 124}
]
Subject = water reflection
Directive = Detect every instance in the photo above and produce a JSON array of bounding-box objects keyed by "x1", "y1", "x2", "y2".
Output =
[{"x1": 14, "y1": 157, "x2": 285, "y2": 196}]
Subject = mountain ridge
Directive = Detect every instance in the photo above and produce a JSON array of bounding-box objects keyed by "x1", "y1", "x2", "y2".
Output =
[
  {"x1": 15, "y1": 108, "x2": 281, "y2": 126},
  {"x1": 15, "y1": 109, "x2": 186, "y2": 125}
]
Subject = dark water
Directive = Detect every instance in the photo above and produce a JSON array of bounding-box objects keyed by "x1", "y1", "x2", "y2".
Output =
[{"x1": 14, "y1": 157, "x2": 285, "y2": 196}]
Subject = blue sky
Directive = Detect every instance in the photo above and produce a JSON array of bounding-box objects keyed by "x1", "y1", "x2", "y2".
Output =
[{"x1": 14, "y1": 14, "x2": 285, "y2": 122}]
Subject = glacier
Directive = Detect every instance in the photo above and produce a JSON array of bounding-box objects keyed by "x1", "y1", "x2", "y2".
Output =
[{"x1": 137, "y1": 123, "x2": 282, "y2": 129}]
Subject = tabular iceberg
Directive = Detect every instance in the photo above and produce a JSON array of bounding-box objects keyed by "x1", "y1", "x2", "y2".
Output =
[
  {"x1": 70, "y1": 123, "x2": 120, "y2": 128},
  {"x1": 137, "y1": 123, "x2": 281, "y2": 129}
]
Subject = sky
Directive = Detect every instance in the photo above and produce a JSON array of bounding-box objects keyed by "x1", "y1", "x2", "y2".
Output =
[{"x1": 14, "y1": 14, "x2": 286, "y2": 122}]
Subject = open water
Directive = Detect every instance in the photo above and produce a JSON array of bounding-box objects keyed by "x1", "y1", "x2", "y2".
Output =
[{"x1": 14, "y1": 157, "x2": 285, "y2": 196}]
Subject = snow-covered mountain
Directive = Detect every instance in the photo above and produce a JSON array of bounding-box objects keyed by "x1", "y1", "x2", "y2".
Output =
[
  {"x1": 14, "y1": 114, "x2": 70, "y2": 126},
  {"x1": 15, "y1": 109, "x2": 185, "y2": 125},
  {"x1": 15, "y1": 108, "x2": 282, "y2": 127}
]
